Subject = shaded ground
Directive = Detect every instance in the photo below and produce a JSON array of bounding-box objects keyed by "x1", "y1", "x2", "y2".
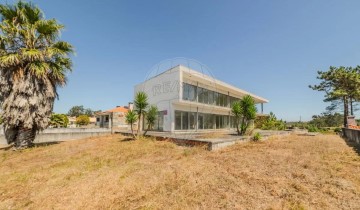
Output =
[{"x1": 0, "y1": 134, "x2": 359, "y2": 209}]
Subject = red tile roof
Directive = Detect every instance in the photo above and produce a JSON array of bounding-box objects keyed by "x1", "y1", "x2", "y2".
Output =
[{"x1": 104, "y1": 106, "x2": 129, "y2": 113}]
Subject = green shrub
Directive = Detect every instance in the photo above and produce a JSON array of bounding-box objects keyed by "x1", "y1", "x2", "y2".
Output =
[
  {"x1": 50, "y1": 114, "x2": 69, "y2": 128},
  {"x1": 76, "y1": 115, "x2": 90, "y2": 126},
  {"x1": 259, "y1": 112, "x2": 286, "y2": 131},
  {"x1": 334, "y1": 127, "x2": 342, "y2": 133},
  {"x1": 253, "y1": 132, "x2": 262, "y2": 141},
  {"x1": 307, "y1": 125, "x2": 319, "y2": 132}
]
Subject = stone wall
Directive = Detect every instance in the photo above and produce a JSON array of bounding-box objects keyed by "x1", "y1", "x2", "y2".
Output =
[
  {"x1": 342, "y1": 128, "x2": 360, "y2": 145},
  {"x1": 0, "y1": 127, "x2": 111, "y2": 145}
]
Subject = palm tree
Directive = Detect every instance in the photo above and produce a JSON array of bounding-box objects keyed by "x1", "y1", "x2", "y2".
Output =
[
  {"x1": 0, "y1": 2, "x2": 74, "y2": 149},
  {"x1": 143, "y1": 105, "x2": 158, "y2": 136},
  {"x1": 231, "y1": 95, "x2": 257, "y2": 135},
  {"x1": 133, "y1": 91, "x2": 149, "y2": 137},
  {"x1": 125, "y1": 110, "x2": 137, "y2": 138},
  {"x1": 239, "y1": 95, "x2": 257, "y2": 135},
  {"x1": 231, "y1": 101, "x2": 242, "y2": 135}
]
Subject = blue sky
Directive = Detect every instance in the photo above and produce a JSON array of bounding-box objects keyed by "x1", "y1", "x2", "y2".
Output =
[{"x1": 6, "y1": 0, "x2": 360, "y2": 121}]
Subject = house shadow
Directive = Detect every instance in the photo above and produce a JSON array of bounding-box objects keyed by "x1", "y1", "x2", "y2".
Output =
[
  {"x1": 120, "y1": 137, "x2": 135, "y2": 142},
  {"x1": 0, "y1": 141, "x2": 62, "y2": 151},
  {"x1": 343, "y1": 138, "x2": 360, "y2": 156},
  {"x1": 34, "y1": 141, "x2": 62, "y2": 148}
]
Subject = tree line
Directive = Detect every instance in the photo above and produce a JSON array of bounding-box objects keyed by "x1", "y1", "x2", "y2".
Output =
[{"x1": 310, "y1": 66, "x2": 360, "y2": 127}]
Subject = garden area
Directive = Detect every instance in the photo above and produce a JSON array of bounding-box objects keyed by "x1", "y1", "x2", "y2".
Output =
[{"x1": 1, "y1": 134, "x2": 359, "y2": 209}]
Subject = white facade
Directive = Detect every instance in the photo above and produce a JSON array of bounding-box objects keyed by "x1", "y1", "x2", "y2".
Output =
[{"x1": 134, "y1": 65, "x2": 269, "y2": 132}]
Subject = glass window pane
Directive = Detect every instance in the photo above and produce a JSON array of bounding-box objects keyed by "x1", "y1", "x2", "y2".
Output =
[
  {"x1": 203, "y1": 89, "x2": 208, "y2": 104},
  {"x1": 175, "y1": 111, "x2": 181, "y2": 130},
  {"x1": 198, "y1": 88, "x2": 204, "y2": 103},
  {"x1": 214, "y1": 92, "x2": 219, "y2": 106},
  {"x1": 189, "y1": 85, "x2": 196, "y2": 101},
  {"x1": 182, "y1": 112, "x2": 189, "y2": 130},
  {"x1": 204, "y1": 114, "x2": 214, "y2": 129},
  {"x1": 182, "y1": 83, "x2": 188, "y2": 100},
  {"x1": 189, "y1": 112, "x2": 196, "y2": 130},
  {"x1": 198, "y1": 114, "x2": 203, "y2": 129},
  {"x1": 208, "y1": 91, "x2": 214, "y2": 104}
]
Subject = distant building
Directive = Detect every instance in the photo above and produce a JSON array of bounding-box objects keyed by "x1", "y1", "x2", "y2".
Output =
[
  {"x1": 135, "y1": 65, "x2": 269, "y2": 132},
  {"x1": 96, "y1": 105, "x2": 131, "y2": 130},
  {"x1": 68, "y1": 116, "x2": 96, "y2": 128}
]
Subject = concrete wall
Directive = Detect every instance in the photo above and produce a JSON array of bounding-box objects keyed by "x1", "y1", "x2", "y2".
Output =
[
  {"x1": 0, "y1": 127, "x2": 111, "y2": 145},
  {"x1": 134, "y1": 66, "x2": 181, "y2": 132},
  {"x1": 342, "y1": 128, "x2": 360, "y2": 145}
]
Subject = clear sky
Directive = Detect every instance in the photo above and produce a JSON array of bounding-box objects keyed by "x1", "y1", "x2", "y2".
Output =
[{"x1": 6, "y1": 0, "x2": 360, "y2": 121}]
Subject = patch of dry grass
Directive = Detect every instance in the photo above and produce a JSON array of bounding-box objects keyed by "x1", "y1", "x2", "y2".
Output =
[{"x1": 0, "y1": 134, "x2": 359, "y2": 209}]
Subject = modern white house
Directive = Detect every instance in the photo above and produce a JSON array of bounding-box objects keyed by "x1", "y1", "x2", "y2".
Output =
[{"x1": 134, "y1": 65, "x2": 269, "y2": 132}]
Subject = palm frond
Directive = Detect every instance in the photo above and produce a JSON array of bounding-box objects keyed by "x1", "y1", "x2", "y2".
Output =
[
  {"x1": 0, "y1": 4, "x2": 17, "y2": 21},
  {"x1": 0, "y1": 53, "x2": 20, "y2": 67},
  {"x1": 35, "y1": 19, "x2": 63, "y2": 41},
  {"x1": 21, "y1": 48, "x2": 43, "y2": 61},
  {"x1": 28, "y1": 61, "x2": 49, "y2": 77},
  {"x1": 46, "y1": 41, "x2": 74, "y2": 57}
]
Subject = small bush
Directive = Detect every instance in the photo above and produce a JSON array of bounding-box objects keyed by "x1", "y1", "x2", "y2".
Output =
[
  {"x1": 307, "y1": 125, "x2": 319, "y2": 132},
  {"x1": 253, "y1": 132, "x2": 262, "y2": 141},
  {"x1": 334, "y1": 127, "x2": 342, "y2": 134},
  {"x1": 76, "y1": 115, "x2": 90, "y2": 126}
]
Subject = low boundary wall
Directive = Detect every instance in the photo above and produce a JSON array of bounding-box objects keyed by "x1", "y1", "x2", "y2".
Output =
[
  {"x1": 342, "y1": 128, "x2": 360, "y2": 145},
  {"x1": 0, "y1": 128, "x2": 111, "y2": 145}
]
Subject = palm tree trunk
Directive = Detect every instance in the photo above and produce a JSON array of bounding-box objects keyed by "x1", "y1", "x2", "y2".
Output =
[
  {"x1": 4, "y1": 126, "x2": 17, "y2": 145},
  {"x1": 137, "y1": 114, "x2": 141, "y2": 138},
  {"x1": 235, "y1": 119, "x2": 240, "y2": 135},
  {"x1": 130, "y1": 124, "x2": 135, "y2": 139},
  {"x1": 240, "y1": 117, "x2": 246, "y2": 135},
  {"x1": 14, "y1": 125, "x2": 36, "y2": 149},
  {"x1": 143, "y1": 125, "x2": 149, "y2": 136}
]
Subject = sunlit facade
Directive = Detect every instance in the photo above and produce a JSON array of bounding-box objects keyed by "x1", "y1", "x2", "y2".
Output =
[{"x1": 134, "y1": 65, "x2": 268, "y2": 132}]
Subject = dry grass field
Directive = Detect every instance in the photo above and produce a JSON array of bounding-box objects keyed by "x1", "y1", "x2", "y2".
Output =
[{"x1": 0, "y1": 134, "x2": 360, "y2": 210}]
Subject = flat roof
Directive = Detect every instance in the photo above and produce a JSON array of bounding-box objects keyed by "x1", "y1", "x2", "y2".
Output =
[
  {"x1": 180, "y1": 65, "x2": 269, "y2": 103},
  {"x1": 135, "y1": 64, "x2": 269, "y2": 104}
]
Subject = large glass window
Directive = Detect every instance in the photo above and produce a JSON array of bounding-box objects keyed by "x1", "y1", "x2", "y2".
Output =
[
  {"x1": 175, "y1": 111, "x2": 236, "y2": 130},
  {"x1": 183, "y1": 83, "x2": 197, "y2": 101},
  {"x1": 198, "y1": 114, "x2": 204, "y2": 130},
  {"x1": 204, "y1": 114, "x2": 214, "y2": 129},
  {"x1": 216, "y1": 115, "x2": 229, "y2": 129},
  {"x1": 182, "y1": 112, "x2": 189, "y2": 130},
  {"x1": 153, "y1": 111, "x2": 165, "y2": 131},
  {"x1": 198, "y1": 88, "x2": 204, "y2": 103},
  {"x1": 175, "y1": 111, "x2": 182, "y2": 130},
  {"x1": 189, "y1": 113, "x2": 196, "y2": 130},
  {"x1": 214, "y1": 92, "x2": 219, "y2": 106},
  {"x1": 208, "y1": 90, "x2": 214, "y2": 105},
  {"x1": 175, "y1": 111, "x2": 197, "y2": 130},
  {"x1": 203, "y1": 89, "x2": 209, "y2": 104}
]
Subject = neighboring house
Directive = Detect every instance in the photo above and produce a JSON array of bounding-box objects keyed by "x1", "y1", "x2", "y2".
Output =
[
  {"x1": 135, "y1": 65, "x2": 269, "y2": 132},
  {"x1": 68, "y1": 116, "x2": 77, "y2": 128},
  {"x1": 68, "y1": 116, "x2": 96, "y2": 128},
  {"x1": 96, "y1": 106, "x2": 130, "y2": 130}
]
